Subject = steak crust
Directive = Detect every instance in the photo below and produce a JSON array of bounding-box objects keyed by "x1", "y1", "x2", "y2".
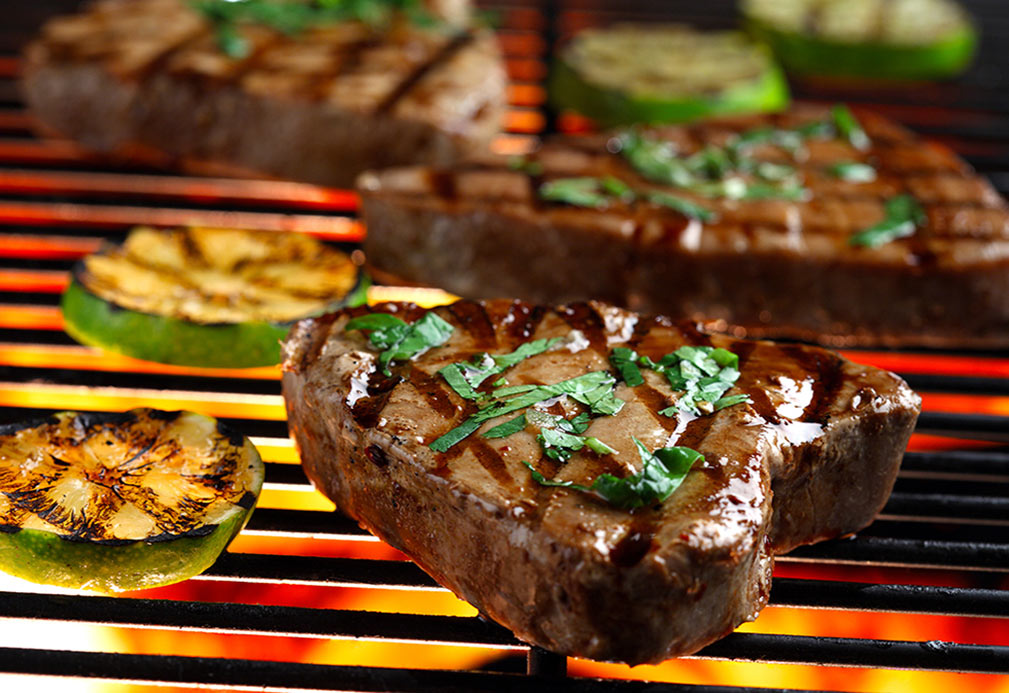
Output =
[
  {"x1": 281, "y1": 299, "x2": 920, "y2": 664},
  {"x1": 360, "y1": 105, "x2": 1009, "y2": 348},
  {"x1": 22, "y1": 0, "x2": 505, "y2": 188}
]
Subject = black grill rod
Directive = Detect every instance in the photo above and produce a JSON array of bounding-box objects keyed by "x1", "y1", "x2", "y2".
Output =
[
  {"x1": 0, "y1": 646, "x2": 840, "y2": 693},
  {"x1": 2, "y1": 590, "x2": 1008, "y2": 671}
]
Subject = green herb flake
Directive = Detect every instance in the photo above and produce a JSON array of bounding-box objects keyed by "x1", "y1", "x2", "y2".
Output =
[
  {"x1": 437, "y1": 337, "x2": 561, "y2": 400},
  {"x1": 523, "y1": 438, "x2": 702, "y2": 510},
  {"x1": 849, "y1": 194, "x2": 926, "y2": 248},
  {"x1": 828, "y1": 161, "x2": 877, "y2": 182},
  {"x1": 346, "y1": 311, "x2": 453, "y2": 376},
  {"x1": 192, "y1": 0, "x2": 443, "y2": 58},
  {"x1": 609, "y1": 347, "x2": 644, "y2": 387},
  {"x1": 832, "y1": 105, "x2": 871, "y2": 151},
  {"x1": 539, "y1": 178, "x2": 611, "y2": 208},
  {"x1": 430, "y1": 371, "x2": 624, "y2": 452},
  {"x1": 482, "y1": 414, "x2": 527, "y2": 439},
  {"x1": 601, "y1": 176, "x2": 635, "y2": 201},
  {"x1": 645, "y1": 191, "x2": 717, "y2": 222},
  {"x1": 625, "y1": 345, "x2": 749, "y2": 417},
  {"x1": 508, "y1": 156, "x2": 544, "y2": 176}
]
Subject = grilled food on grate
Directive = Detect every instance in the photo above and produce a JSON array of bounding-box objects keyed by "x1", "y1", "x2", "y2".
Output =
[
  {"x1": 549, "y1": 24, "x2": 790, "y2": 127},
  {"x1": 360, "y1": 104, "x2": 1009, "y2": 348},
  {"x1": 282, "y1": 299, "x2": 920, "y2": 663},
  {"x1": 742, "y1": 0, "x2": 976, "y2": 81},
  {"x1": 21, "y1": 0, "x2": 505, "y2": 188},
  {"x1": 62, "y1": 225, "x2": 367, "y2": 368},
  {"x1": 0, "y1": 408, "x2": 264, "y2": 593}
]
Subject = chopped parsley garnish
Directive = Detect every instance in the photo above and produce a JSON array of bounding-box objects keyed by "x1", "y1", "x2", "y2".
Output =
[
  {"x1": 611, "y1": 345, "x2": 750, "y2": 416},
  {"x1": 191, "y1": 0, "x2": 441, "y2": 58},
  {"x1": 828, "y1": 161, "x2": 877, "y2": 182},
  {"x1": 523, "y1": 438, "x2": 702, "y2": 510},
  {"x1": 507, "y1": 155, "x2": 544, "y2": 176},
  {"x1": 525, "y1": 410, "x2": 615, "y2": 462},
  {"x1": 430, "y1": 371, "x2": 624, "y2": 452},
  {"x1": 832, "y1": 105, "x2": 871, "y2": 151},
  {"x1": 849, "y1": 194, "x2": 926, "y2": 248},
  {"x1": 538, "y1": 176, "x2": 715, "y2": 221},
  {"x1": 482, "y1": 414, "x2": 527, "y2": 439},
  {"x1": 644, "y1": 191, "x2": 717, "y2": 222},
  {"x1": 608, "y1": 104, "x2": 871, "y2": 205},
  {"x1": 345, "y1": 311, "x2": 453, "y2": 376},
  {"x1": 539, "y1": 177, "x2": 611, "y2": 208},
  {"x1": 438, "y1": 337, "x2": 561, "y2": 400}
]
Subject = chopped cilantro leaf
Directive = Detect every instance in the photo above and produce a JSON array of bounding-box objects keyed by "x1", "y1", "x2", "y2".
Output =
[
  {"x1": 438, "y1": 337, "x2": 561, "y2": 400},
  {"x1": 832, "y1": 105, "x2": 871, "y2": 151},
  {"x1": 482, "y1": 414, "x2": 527, "y2": 439},
  {"x1": 523, "y1": 438, "x2": 702, "y2": 510},
  {"x1": 828, "y1": 161, "x2": 877, "y2": 182},
  {"x1": 539, "y1": 178, "x2": 610, "y2": 207},
  {"x1": 849, "y1": 194, "x2": 926, "y2": 248},
  {"x1": 346, "y1": 311, "x2": 453, "y2": 376},
  {"x1": 645, "y1": 191, "x2": 717, "y2": 221},
  {"x1": 609, "y1": 347, "x2": 644, "y2": 387},
  {"x1": 430, "y1": 371, "x2": 624, "y2": 452}
]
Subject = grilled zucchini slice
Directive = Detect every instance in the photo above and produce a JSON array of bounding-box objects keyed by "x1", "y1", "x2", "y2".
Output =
[
  {"x1": 549, "y1": 24, "x2": 790, "y2": 127},
  {"x1": 0, "y1": 408, "x2": 263, "y2": 592},
  {"x1": 742, "y1": 0, "x2": 976, "y2": 81},
  {"x1": 61, "y1": 226, "x2": 368, "y2": 368}
]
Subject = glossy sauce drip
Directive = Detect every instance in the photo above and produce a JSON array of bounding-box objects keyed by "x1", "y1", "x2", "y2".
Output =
[
  {"x1": 558, "y1": 303, "x2": 607, "y2": 352},
  {"x1": 349, "y1": 371, "x2": 401, "y2": 429},
  {"x1": 505, "y1": 301, "x2": 546, "y2": 342},
  {"x1": 746, "y1": 389, "x2": 782, "y2": 425},
  {"x1": 778, "y1": 344, "x2": 846, "y2": 424},
  {"x1": 448, "y1": 300, "x2": 498, "y2": 350},
  {"x1": 610, "y1": 520, "x2": 656, "y2": 568}
]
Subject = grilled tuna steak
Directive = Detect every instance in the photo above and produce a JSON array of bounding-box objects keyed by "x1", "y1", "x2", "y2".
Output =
[
  {"x1": 360, "y1": 105, "x2": 1009, "y2": 348},
  {"x1": 22, "y1": 0, "x2": 505, "y2": 188},
  {"x1": 282, "y1": 299, "x2": 920, "y2": 663}
]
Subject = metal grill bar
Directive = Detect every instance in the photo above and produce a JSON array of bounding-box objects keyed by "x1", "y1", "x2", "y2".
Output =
[
  {"x1": 0, "y1": 1, "x2": 1008, "y2": 690},
  {"x1": 0, "y1": 646, "x2": 844, "y2": 693}
]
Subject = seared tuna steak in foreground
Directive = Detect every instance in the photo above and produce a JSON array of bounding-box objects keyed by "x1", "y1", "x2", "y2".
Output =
[
  {"x1": 23, "y1": 0, "x2": 505, "y2": 188},
  {"x1": 360, "y1": 104, "x2": 1009, "y2": 348},
  {"x1": 282, "y1": 299, "x2": 920, "y2": 664}
]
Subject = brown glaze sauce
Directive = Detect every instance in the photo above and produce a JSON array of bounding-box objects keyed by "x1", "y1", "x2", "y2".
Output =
[
  {"x1": 504, "y1": 301, "x2": 546, "y2": 343},
  {"x1": 778, "y1": 344, "x2": 846, "y2": 424},
  {"x1": 408, "y1": 368, "x2": 459, "y2": 419},
  {"x1": 349, "y1": 371, "x2": 401, "y2": 429},
  {"x1": 610, "y1": 521, "x2": 656, "y2": 568},
  {"x1": 558, "y1": 303, "x2": 607, "y2": 352},
  {"x1": 448, "y1": 300, "x2": 498, "y2": 350}
]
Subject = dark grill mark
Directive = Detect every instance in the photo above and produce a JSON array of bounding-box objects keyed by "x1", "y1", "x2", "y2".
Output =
[
  {"x1": 377, "y1": 32, "x2": 472, "y2": 114},
  {"x1": 505, "y1": 301, "x2": 546, "y2": 343},
  {"x1": 677, "y1": 321, "x2": 713, "y2": 347},
  {"x1": 633, "y1": 384, "x2": 680, "y2": 434},
  {"x1": 676, "y1": 413, "x2": 717, "y2": 451},
  {"x1": 558, "y1": 303, "x2": 607, "y2": 353},
  {"x1": 747, "y1": 389, "x2": 782, "y2": 425},
  {"x1": 448, "y1": 300, "x2": 498, "y2": 350},
  {"x1": 407, "y1": 367, "x2": 459, "y2": 419},
  {"x1": 349, "y1": 372, "x2": 401, "y2": 429},
  {"x1": 465, "y1": 437, "x2": 518, "y2": 493},
  {"x1": 731, "y1": 340, "x2": 758, "y2": 370}
]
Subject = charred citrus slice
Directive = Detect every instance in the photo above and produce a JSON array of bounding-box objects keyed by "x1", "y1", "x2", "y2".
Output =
[
  {"x1": 61, "y1": 226, "x2": 368, "y2": 368},
  {"x1": 550, "y1": 24, "x2": 789, "y2": 127},
  {"x1": 742, "y1": 0, "x2": 976, "y2": 81},
  {"x1": 0, "y1": 408, "x2": 263, "y2": 592}
]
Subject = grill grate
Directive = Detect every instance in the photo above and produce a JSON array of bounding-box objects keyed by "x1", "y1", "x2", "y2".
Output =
[{"x1": 1, "y1": 1, "x2": 1009, "y2": 691}]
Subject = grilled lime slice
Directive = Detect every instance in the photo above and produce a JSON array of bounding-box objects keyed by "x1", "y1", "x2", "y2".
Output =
[
  {"x1": 0, "y1": 408, "x2": 263, "y2": 593},
  {"x1": 549, "y1": 24, "x2": 789, "y2": 127},
  {"x1": 742, "y1": 0, "x2": 976, "y2": 81},
  {"x1": 61, "y1": 226, "x2": 368, "y2": 368}
]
